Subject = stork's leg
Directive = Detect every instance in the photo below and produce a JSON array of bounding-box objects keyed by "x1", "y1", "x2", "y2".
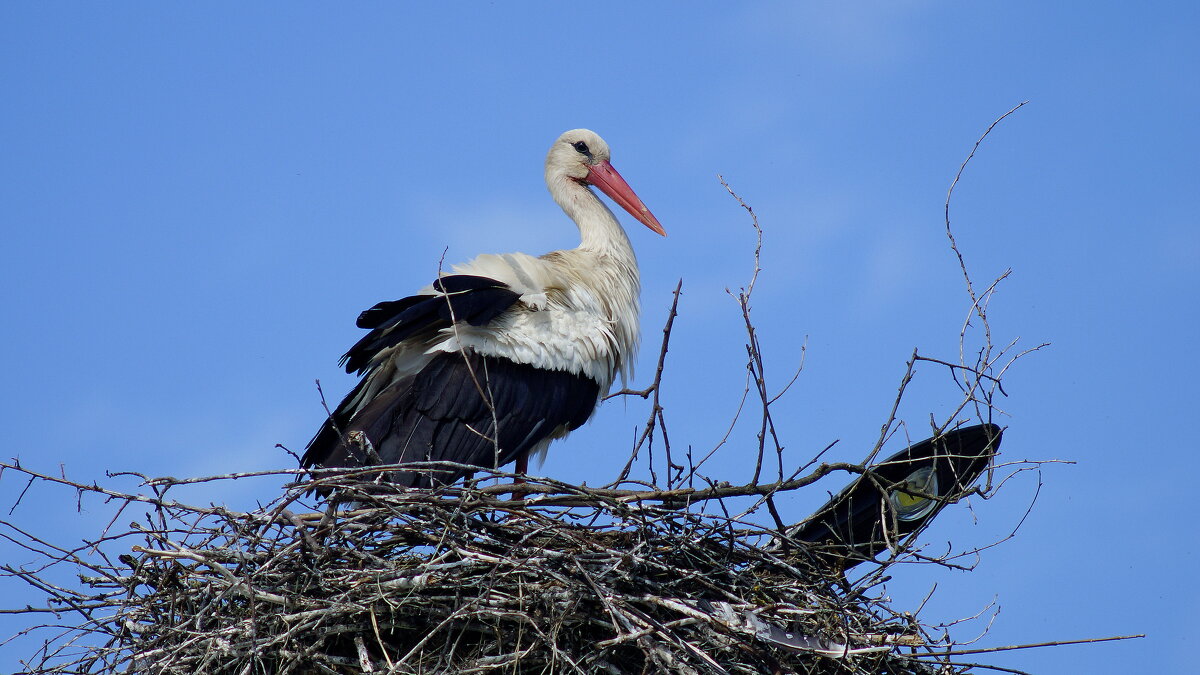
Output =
[{"x1": 510, "y1": 452, "x2": 528, "y2": 502}]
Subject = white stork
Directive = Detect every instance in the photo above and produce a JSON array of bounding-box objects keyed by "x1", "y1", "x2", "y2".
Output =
[{"x1": 302, "y1": 129, "x2": 664, "y2": 488}]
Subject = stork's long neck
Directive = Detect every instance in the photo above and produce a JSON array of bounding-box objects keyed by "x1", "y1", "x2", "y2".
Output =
[
  {"x1": 547, "y1": 173, "x2": 642, "y2": 384},
  {"x1": 550, "y1": 175, "x2": 637, "y2": 262}
]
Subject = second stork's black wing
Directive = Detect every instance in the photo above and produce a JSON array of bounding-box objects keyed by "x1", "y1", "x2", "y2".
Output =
[{"x1": 791, "y1": 424, "x2": 1002, "y2": 568}]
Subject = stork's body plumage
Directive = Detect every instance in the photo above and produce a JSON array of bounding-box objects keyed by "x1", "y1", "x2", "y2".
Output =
[{"x1": 302, "y1": 130, "x2": 664, "y2": 488}]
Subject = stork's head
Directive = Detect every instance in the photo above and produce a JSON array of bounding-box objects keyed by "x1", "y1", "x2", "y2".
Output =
[{"x1": 546, "y1": 129, "x2": 666, "y2": 236}]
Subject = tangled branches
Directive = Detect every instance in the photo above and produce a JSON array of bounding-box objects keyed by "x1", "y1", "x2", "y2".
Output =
[{"x1": 4, "y1": 463, "x2": 1005, "y2": 675}]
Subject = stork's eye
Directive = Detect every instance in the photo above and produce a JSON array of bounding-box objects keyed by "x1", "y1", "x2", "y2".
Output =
[{"x1": 572, "y1": 141, "x2": 590, "y2": 155}]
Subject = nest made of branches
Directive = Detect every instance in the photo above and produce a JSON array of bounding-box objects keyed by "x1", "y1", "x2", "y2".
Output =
[{"x1": 4, "y1": 464, "x2": 978, "y2": 675}]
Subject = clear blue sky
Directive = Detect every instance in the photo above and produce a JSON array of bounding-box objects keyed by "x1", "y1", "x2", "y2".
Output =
[{"x1": 2, "y1": 3, "x2": 1196, "y2": 672}]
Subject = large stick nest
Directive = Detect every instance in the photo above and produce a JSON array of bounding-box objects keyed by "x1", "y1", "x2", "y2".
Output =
[{"x1": 9, "y1": 467, "x2": 968, "y2": 675}]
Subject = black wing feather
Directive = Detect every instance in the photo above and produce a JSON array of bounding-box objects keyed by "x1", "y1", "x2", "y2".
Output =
[
  {"x1": 341, "y1": 275, "x2": 521, "y2": 374},
  {"x1": 355, "y1": 296, "x2": 426, "y2": 329},
  {"x1": 302, "y1": 351, "x2": 601, "y2": 489}
]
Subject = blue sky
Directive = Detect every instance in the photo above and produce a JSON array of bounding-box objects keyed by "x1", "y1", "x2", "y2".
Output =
[{"x1": 2, "y1": 3, "x2": 1196, "y2": 672}]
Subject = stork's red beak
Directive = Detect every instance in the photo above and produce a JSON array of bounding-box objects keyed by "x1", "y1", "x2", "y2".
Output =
[{"x1": 585, "y1": 160, "x2": 666, "y2": 236}]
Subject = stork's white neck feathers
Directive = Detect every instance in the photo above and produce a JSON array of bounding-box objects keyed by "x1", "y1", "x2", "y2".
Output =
[{"x1": 548, "y1": 171, "x2": 636, "y2": 257}]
